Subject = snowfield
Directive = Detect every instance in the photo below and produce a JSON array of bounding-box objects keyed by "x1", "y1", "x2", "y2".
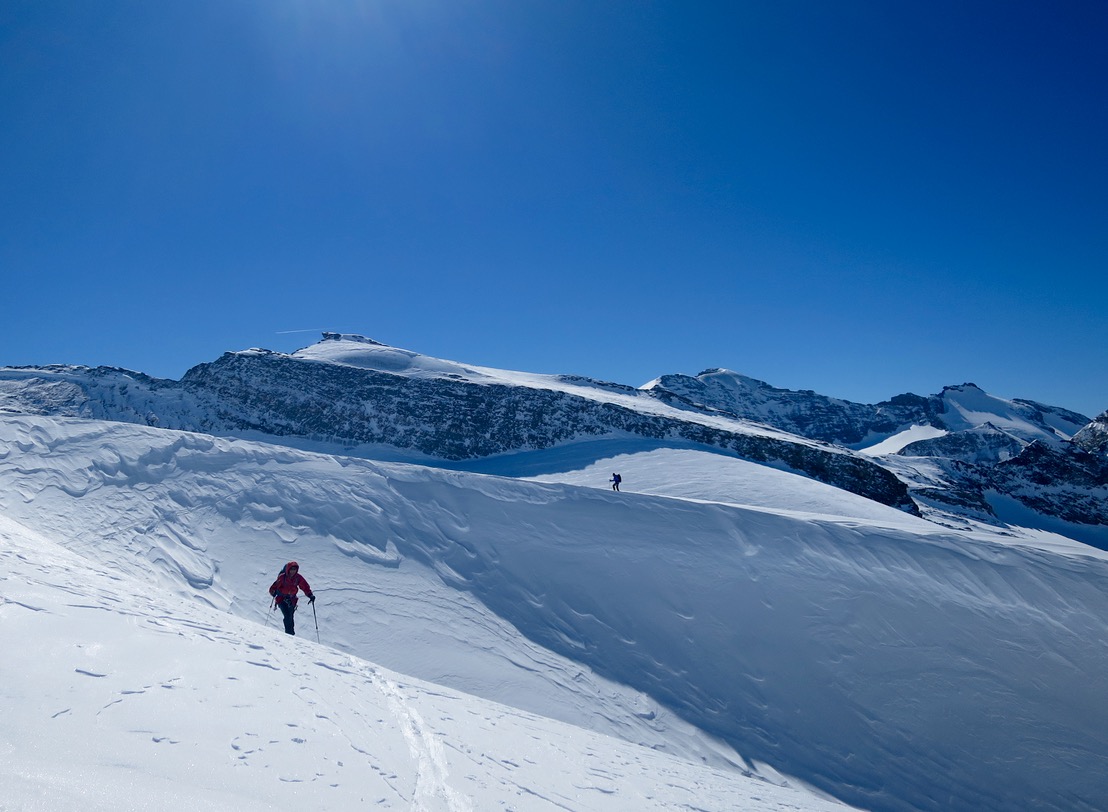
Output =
[
  {"x1": 2, "y1": 414, "x2": 1107, "y2": 812},
  {"x1": 2, "y1": 515, "x2": 849, "y2": 812}
]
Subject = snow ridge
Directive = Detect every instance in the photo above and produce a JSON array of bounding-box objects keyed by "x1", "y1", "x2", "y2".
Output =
[
  {"x1": 5, "y1": 510, "x2": 846, "y2": 812},
  {"x1": 3, "y1": 414, "x2": 1107, "y2": 812}
]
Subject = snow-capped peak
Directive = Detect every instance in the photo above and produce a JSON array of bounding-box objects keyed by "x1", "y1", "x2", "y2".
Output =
[
  {"x1": 937, "y1": 383, "x2": 1080, "y2": 441},
  {"x1": 291, "y1": 333, "x2": 481, "y2": 380}
]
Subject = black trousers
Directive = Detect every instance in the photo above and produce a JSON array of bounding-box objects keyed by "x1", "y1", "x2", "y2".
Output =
[{"x1": 277, "y1": 599, "x2": 297, "y2": 635}]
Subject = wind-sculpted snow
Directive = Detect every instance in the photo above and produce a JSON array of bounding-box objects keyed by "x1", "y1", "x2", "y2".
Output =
[
  {"x1": 0, "y1": 416, "x2": 755, "y2": 770},
  {"x1": 380, "y1": 473, "x2": 1108, "y2": 812},
  {"x1": 2, "y1": 513, "x2": 851, "y2": 812},
  {"x1": 2, "y1": 415, "x2": 1106, "y2": 812}
]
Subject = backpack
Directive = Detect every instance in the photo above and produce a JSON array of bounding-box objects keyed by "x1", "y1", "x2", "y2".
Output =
[{"x1": 271, "y1": 562, "x2": 299, "y2": 598}]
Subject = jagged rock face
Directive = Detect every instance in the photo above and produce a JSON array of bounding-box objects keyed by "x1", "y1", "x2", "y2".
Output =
[
  {"x1": 179, "y1": 351, "x2": 626, "y2": 458},
  {"x1": 899, "y1": 425, "x2": 1026, "y2": 464},
  {"x1": 1073, "y1": 412, "x2": 1108, "y2": 457},
  {"x1": 0, "y1": 351, "x2": 916, "y2": 512},
  {"x1": 646, "y1": 372, "x2": 1108, "y2": 529},
  {"x1": 898, "y1": 441, "x2": 1108, "y2": 529},
  {"x1": 0, "y1": 366, "x2": 183, "y2": 425},
  {"x1": 647, "y1": 375, "x2": 1091, "y2": 454},
  {"x1": 0, "y1": 373, "x2": 88, "y2": 416},
  {"x1": 177, "y1": 352, "x2": 916, "y2": 512},
  {"x1": 646, "y1": 371, "x2": 943, "y2": 445},
  {"x1": 989, "y1": 442, "x2": 1108, "y2": 526},
  {"x1": 908, "y1": 460, "x2": 1001, "y2": 521},
  {"x1": 1009, "y1": 398, "x2": 1093, "y2": 440}
]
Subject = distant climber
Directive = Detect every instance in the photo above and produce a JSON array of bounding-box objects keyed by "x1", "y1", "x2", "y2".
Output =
[
  {"x1": 610, "y1": 473, "x2": 622, "y2": 492},
  {"x1": 269, "y1": 561, "x2": 315, "y2": 636}
]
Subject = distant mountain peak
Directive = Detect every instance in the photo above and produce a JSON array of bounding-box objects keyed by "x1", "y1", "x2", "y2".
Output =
[{"x1": 1074, "y1": 411, "x2": 1108, "y2": 457}]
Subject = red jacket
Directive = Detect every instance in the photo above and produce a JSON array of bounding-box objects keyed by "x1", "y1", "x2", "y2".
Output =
[{"x1": 270, "y1": 563, "x2": 313, "y2": 606}]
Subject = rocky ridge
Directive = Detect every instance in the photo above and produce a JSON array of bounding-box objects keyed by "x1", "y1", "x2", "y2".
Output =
[
  {"x1": 647, "y1": 369, "x2": 1105, "y2": 533},
  {"x1": 1073, "y1": 411, "x2": 1108, "y2": 457}
]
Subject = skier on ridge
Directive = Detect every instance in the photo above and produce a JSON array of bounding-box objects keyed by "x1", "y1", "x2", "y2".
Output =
[{"x1": 269, "y1": 561, "x2": 315, "y2": 636}]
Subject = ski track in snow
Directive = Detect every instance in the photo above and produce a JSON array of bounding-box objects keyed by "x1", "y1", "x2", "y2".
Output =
[{"x1": 375, "y1": 670, "x2": 473, "y2": 812}]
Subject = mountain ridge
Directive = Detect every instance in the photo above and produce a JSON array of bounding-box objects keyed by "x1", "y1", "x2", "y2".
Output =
[{"x1": 1, "y1": 332, "x2": 1104, "y2": 533}]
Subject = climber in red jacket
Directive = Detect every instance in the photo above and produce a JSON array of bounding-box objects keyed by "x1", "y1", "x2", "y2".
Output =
[{"x1": 269, "y1": 561, "x2": 315, "y2": 636}]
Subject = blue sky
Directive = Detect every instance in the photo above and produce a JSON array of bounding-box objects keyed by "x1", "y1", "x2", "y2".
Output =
[{"x1": 3, "y1": 1, "x2": 1106, "y2": 417}]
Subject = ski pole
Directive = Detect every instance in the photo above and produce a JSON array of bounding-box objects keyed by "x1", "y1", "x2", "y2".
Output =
[
  {"x1": 312, "y1": 600, "x2": 320, "y2": 644},
  {"x1": 265, "y1": 596, "x2": 274, "y2": 627}
]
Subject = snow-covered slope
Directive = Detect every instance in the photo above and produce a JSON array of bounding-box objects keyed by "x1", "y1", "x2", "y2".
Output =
[
  {"x1": 2, "y1": 512, "x2": 851, "y2": 812},
  {"x1": 3, "y1": 414, "x2": 1107, "y2": 812},
  {"x1": 936, "y1": 383, "x2": 1081, "y2": 441}
]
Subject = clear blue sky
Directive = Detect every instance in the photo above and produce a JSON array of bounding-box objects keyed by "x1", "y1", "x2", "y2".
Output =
[{"x1": 3, "y1": 1, "x2": 1106, "y2": 417}]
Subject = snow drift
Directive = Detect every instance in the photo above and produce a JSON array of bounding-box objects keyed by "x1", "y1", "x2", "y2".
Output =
[
  {"x1": 2, "y1": 414, "x2": 1107, "y2": 812},
  {"x1": 3, "y1": 512, "x2": 851, "y2": 812}
]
